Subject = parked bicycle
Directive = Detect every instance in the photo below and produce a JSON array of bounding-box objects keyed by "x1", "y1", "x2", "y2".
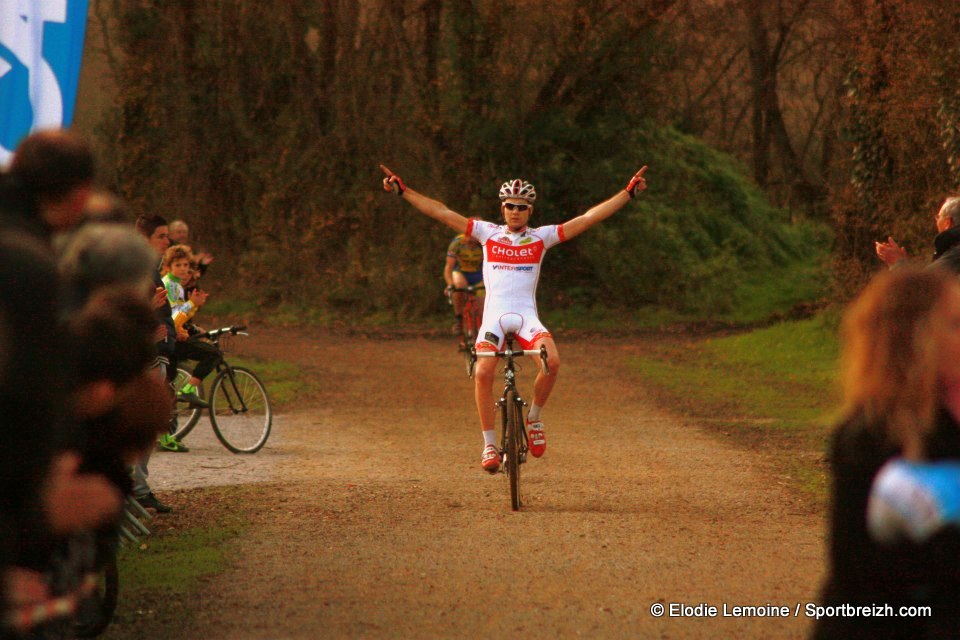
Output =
[
  {"x1": 469, "y1": 334, "x2": 549, "y2": 511},
  {"x1": 447, "y1": 283, "x2": 484, "y2": 375},
  {"x1": 171, "y1": 325, "x2": 273, "y2": 453}
]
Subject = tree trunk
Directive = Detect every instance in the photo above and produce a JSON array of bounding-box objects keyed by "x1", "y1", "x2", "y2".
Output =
[{"x1": 746, "y1": 4, "x2": 772, "y2": 187}]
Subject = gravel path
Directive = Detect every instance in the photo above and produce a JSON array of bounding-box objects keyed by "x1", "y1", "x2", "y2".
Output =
[{"x1": 150, "y1": 327, "x2": 825, "y2": 639}]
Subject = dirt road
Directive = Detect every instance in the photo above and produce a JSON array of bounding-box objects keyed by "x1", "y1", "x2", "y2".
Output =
[{"x1": 150, "y1": 326, "x2": 825, "y2": 639}]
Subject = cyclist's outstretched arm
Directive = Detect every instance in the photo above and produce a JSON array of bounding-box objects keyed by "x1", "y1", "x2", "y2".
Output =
[
  {"x1": 561, "y1": 166, "x2": 647, "y2": 241},
  {"x1": 381, "y1": 164, "x2": 469, "y2": 234}
]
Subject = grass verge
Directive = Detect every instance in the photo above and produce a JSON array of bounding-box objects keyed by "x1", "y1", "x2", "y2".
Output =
[
  {"x1": 102, "y1": 485, "x2": 251, "y2": 640},
  {"x1": 443, "y1": 254, "x2": 828, "y2": 336},
  {"x1": 627, "y1": 313, "x2": 841, "y2": 508},
  {"x1": 224, "y1": 355, "x2": 304, "y2": 407},
  {"x1": 101, "y1": 354, "x2": 312, "y2": 639}
]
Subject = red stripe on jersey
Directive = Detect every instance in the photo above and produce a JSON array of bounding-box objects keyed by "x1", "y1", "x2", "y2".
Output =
[
  {"x1": 466, "y1": 218, "x2": 476, "y2": 239},
  {"x1": 485, "y1": 240, "x2": 544, "y2": 264},
  {"x1": 557, "y1": 224, "x2": 566, "y2": 243}
]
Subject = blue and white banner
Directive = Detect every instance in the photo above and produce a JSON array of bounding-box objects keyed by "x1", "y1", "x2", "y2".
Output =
[{"x1": 0, "y1": 0, "x2": 89, "y2": 167}]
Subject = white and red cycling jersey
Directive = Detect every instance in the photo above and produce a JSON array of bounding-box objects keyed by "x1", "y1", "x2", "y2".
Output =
[{"x1": 466, "y1": 219, "x2": 566, "y2": 351}]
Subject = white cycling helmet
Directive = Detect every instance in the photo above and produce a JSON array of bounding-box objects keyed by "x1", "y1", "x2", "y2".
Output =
[{"x1": 499, "y1": 178, "x2": 536, "y2": 203}]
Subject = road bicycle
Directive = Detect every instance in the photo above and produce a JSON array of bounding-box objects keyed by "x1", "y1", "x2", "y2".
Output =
[
  {"x1": 171, "y1": 325, "x2": 273, "y2": 454},
  {"x1": 447, "y1": 283, "x2": 484, "y2": 375},
  {"x1": 469, "y1": 334, "x2": 549, "y2": 511}
]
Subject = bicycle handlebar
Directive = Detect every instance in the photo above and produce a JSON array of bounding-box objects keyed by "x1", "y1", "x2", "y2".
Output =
[
  {"x1": 192, "y1": 325, "x2": 248, "y2": 341},
  {"x1": 475, "y1": 349, "x2": 541, "y2": 359},
  {"x1": 446, "y1": 284, "x2": 485, "y2": 293},
  {"x1": 473, "y1": 344, "x2": 550, "y2": 376}
]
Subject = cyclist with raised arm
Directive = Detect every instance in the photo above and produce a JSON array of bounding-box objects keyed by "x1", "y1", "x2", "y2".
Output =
[
  {"x1": 444, "y1": 233, "x2": 485, "y2": 343},
  {"x1": 381, "y1": 164, "x2": 647, "y2": 472}
]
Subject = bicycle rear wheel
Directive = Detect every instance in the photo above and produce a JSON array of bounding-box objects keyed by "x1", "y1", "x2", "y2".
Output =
[
  {"x1": 504, "y1": 388, "x2": 522, "y2": 511},
  {"x1": 172, "y1": 367, "x2": 205, "y2": 438},
  {"x1": 209, "y1": 366, "x2": 272, "y2": 453}
]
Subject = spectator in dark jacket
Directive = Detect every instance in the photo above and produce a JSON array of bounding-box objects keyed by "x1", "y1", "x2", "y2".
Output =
[
  {"x1": 814, "y1": 267, "x2": 960, "y2": 639},
  {"x1": 876, "y1": 196, "x2": 960, "y2": 270}
]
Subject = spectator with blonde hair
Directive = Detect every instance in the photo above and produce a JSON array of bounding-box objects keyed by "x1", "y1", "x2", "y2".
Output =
[{"x1": 814, "y1": 267, "x2": 960, "y2": 639}]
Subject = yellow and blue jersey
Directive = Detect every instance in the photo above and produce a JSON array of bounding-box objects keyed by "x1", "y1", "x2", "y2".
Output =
[{"x1": 447, "y1": 234, "x2": 483, "y2": 274}]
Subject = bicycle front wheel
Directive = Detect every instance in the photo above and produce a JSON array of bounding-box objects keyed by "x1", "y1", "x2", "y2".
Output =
[
  {"x1": 209, "y1": 366, "x2": 272, "y2": 453},
  {"x1": 172, "y1": 367, "x2": 204, "y2": 438},
  {"x1": 504, "y1": 388, "x2": 522, "y2": 511}
]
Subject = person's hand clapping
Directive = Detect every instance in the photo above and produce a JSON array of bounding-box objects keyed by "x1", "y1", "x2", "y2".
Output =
[
  {"x1": 875, "y1": 237, "x2": 907, "y2": 266},
  {"x1": 189, "y1": 289, "x2": 209, "y2": 307},
  {"x1": 151, "y1": 286, "x2": 167, "y2": 309}
]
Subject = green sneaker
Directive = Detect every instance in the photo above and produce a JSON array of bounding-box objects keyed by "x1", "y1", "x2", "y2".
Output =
[
  {"x1": 157, "y1": 434, "x2": 182, "y2": 452},
  {"x1": 177, "y1": 391, "x2": 209, "y2": 409}
]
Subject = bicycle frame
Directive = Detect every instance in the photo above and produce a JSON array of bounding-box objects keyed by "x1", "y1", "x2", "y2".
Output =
[
  {"x1": 448, "y1": 284, "x2": 484, "y2": 347},
  {"x1": 198, "y1": 331, "x2": 249, "y2": 411},
  {"x1": 195, "y1": 326, "x2": 246, "y2": 368},
  {"x1": 201, "y1": 329, "x2": 256, "y2": 416},
  {"x1": 462, "y1": 294, "x2": 480, "y2": 333}
]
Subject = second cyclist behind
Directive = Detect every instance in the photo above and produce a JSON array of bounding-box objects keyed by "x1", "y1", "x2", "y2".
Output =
[
  {"x1": 382, "y1": 164, "x2": 648, "y2": 472},
  {"x1": 444, "y1": 233, "x2": 485, "y2": 345}
]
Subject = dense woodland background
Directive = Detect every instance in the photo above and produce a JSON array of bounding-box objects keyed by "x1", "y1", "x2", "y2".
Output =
[{"x1": 85, "y1": 0, "x2": 960, "y2": 320}]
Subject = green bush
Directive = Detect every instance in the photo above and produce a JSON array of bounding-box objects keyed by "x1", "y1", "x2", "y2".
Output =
[{"x1": 570, "y1": 127, "x2": 825, "y2": 313}]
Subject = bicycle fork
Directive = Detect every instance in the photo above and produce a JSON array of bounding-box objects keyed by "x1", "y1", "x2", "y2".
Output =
[{"x1": 219, "y1": 367, "x2": 249, "y2": 415}]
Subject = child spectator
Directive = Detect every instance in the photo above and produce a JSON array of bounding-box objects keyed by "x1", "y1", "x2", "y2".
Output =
[
  {"x1": 162, "y1": 245, "x2": 206, "y2": 336},
  {"x1": 161, "y1": 245, "x2": 219, "y2": 430}
]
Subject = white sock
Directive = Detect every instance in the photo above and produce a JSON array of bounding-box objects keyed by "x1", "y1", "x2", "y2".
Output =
[
  {"x1": 482, "y1": 429, "x2": 497, "y2": 447},
  {"x1": 527, "y1": 404, "x2": 542, "y2": 422}
]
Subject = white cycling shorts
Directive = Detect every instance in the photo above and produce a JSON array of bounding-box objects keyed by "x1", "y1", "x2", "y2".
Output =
[{"x1": 475, "y1": 309, "x2": 552, "y2": 352}]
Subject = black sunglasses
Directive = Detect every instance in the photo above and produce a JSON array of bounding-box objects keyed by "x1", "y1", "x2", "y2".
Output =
[{"x1": 503, "y1": 203, "x2": 531, "y2": 211}]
